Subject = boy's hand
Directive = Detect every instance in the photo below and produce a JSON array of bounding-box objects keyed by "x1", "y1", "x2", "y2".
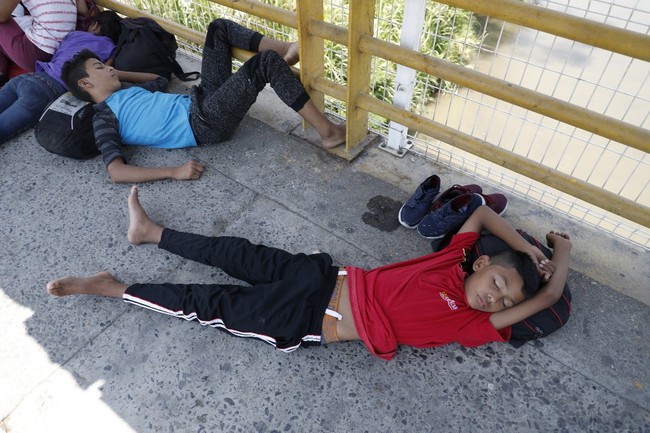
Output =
[
  {"x1": 527, "y1": 246, "x2": 554, "y2": 281},
  {"x1": 539, "y1": 231, "x2": 571, "y2": 281},
  {"x1": 538, "y1": 257, "x2": 556, "y2": 282},
  {"x1": 173, "y1": 160, "x2": 205, "y2": 180}
]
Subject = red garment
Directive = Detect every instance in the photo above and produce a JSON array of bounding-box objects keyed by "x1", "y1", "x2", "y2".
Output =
[{"x1": 347, "y1": 232, "x2": 511, "y2": 360}]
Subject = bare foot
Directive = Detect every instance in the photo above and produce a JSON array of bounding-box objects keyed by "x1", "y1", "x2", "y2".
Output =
[
  {"x1": 321, "y1": 123, "x2": 346, "y2": 149},
  {"x1": 47, "y1": 271, "x2": 127, "y2": 298},
  {"x1": 127, "y1": 185, "x2": 163, "y2": 245},
  {"x1": 284, "y1": 41, "x2": 299, "y2": 66}
]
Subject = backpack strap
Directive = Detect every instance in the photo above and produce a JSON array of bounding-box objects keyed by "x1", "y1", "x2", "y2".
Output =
[{"x1": 168, "y1": 58, "x2": 201, "y2": 82}]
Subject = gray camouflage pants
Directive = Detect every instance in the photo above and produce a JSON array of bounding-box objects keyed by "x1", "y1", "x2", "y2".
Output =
[{"x1": 189, "y1": 18, "x2": 309, "y2": 145}]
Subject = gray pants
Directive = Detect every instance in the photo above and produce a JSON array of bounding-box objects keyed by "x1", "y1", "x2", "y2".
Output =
[{"x1": 189, "y1": 19, "x2": 309, "y2": 144}]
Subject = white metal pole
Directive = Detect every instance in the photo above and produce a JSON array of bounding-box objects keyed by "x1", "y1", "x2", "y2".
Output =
[{"x1": 382, "y1": 0, "x2": 426, "y2": 156}]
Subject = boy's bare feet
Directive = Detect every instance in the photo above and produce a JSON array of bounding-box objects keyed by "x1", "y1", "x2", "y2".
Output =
[
  {"x1": 321, "y1": 123, "x2": 347, "y2": 149},
  {"x1": 47, "y1": 272, "x2": 127, "y2": 298},
  {"x1": 127, "y1": 186, "x2": 163, "y2": 245},
  {"x1": 258, "y1": 38, "x2": 299, "y2": 65}
]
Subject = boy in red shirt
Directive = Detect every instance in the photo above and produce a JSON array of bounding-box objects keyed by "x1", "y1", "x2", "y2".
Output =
[{"x1": 47, "y1": 186, "x2": 571, "y2": 359}]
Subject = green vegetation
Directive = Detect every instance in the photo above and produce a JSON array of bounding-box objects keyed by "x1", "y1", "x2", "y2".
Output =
[{"x1": 123, "y1": 0, "x2": 483, "y2": 111}]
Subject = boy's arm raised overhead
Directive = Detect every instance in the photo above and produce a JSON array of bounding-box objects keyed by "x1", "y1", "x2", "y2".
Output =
[
  {"x1": 458, "y1": 206, "x2": 550, "y2": 273},
  {"x1": 458, "y1": 206, "x2": 571, "y2": 330},
  {"x1": 488, "y1": 232, "x2": 571, "y2": 330}
]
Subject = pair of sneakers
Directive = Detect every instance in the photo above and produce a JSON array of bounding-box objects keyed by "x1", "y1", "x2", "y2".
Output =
[{"x1": 398, "y1": 174, "x2": 508, "y2": 239}]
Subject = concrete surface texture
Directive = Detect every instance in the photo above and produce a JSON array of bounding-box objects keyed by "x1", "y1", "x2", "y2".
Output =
[{"x1": 1, "y1": 58, "x2": 649, "y2": 433}]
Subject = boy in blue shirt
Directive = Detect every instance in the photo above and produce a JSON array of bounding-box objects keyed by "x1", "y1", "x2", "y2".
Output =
[{"x1": 61, "y1": 19, "x2": 347, "y2": 184}]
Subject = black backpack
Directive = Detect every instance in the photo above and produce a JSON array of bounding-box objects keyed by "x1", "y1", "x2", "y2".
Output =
[
  {"x1": 114, "y1": 17, "x2": 200, "y2": 81},
  {"x1": 35, "y1": 92, "x2": 100, "y2": 160},
  {"x1": 434, "y1": 229, "x2": 572, "y2": 347}
]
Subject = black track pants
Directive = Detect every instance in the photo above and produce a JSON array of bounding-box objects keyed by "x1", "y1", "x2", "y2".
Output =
[{"x1": 124, "y1": 229, "x2": 338, "y2": 351}]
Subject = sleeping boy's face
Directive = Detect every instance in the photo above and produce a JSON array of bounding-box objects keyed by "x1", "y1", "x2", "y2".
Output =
[
  {"x1": 464, "y1": 256, "x2": 526, "y2": 313},
  {"x1": 82, "y1": 58, "x2": 121, "y2": 93}
]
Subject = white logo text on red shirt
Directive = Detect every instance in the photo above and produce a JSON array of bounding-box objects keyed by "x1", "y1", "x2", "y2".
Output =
[{"x1": 439, "y1": 291, "x2": 458, "y2": 310}]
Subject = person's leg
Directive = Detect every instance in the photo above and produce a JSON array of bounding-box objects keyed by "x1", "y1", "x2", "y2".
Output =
[
  {"x1": 200, "y1": 18, "x2": 299, "y2": 93},
  {"x1": 47, "y1": 261, "x2": 324, "y2": 351},
  {"x1": 126, "y1": 185, "x2": 164, "y2": 245},
  {"x1": 122, "y1": 278, "x2": 321, "y2": 351},
  {"x1": 200, "y1": 18, "x2": 263, "y2": 93},
  {"x1": 296, "y1": 99, "x2": 346, "y2": 149},
  {"x1": 45, "y1": 258, "x2": 288, "y2": 347},
  {"x1": 50, "y1": 186, "x2": 336, "y2": 351},
  {"x1": 127, "y1": 185, "x2": 333, "y2": 285},
  {"x1": 258, "y1": 37, "x2": 299, "y2": 66},
  {"x1": 191, "y1": 50, "x2": 345, "y2": 148},
  {"x1": 0, "y1": 19, "x2": 51, "y2": 77},
  {"x1": 0, "y1": 78, "x2": 18, "y2": 113},
  {"x1": 0, "y1": 73, "x2": 64, "y2": 144},
  {"x1": 0, "y1": 84, "x2": 23, "y2": 143},
  {"x1": 47, "y1": 272, "x2": 128, "y2": 298}
]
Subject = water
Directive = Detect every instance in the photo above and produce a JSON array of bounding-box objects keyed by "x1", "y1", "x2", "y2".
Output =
[{"x1": 421, "y1": 0, "x2": 649, "y2": 207}]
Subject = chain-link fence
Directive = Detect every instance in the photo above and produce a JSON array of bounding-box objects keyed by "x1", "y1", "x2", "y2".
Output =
[{"x1": 105, "y1": 0, "x2": 650, "y2": 248}]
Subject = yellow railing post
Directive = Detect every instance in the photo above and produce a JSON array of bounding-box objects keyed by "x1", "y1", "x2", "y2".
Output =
[
  {"x1": 296, "y1": 1, "x2": 324, "y2": 125},
  {"x1": 345, "y1": 1, "x2": 373, "y2": 154}
]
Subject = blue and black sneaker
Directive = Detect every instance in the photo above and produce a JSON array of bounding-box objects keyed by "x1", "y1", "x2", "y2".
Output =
[
  {"x1": 416, "y1": 193, "x2": 485, "y2": 239},
  {"x1": 398, "y1": 174, "x2": 441, "y2": 229}
]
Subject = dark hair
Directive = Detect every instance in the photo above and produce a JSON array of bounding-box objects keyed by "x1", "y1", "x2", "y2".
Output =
[
  {"x1": 490, "y1": 250, "x2": 541, "y2": 299},
  {"x1": 61, "y1": 49, "x2": 100, "y2": 102},
  {"x1": 94, "y1": 10, "x2": 122, "y2": 44}
]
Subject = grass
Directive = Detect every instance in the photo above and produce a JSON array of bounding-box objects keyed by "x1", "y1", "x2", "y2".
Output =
[{"x1": 121, "y1": 0, "x2": 484, "y2": 120}]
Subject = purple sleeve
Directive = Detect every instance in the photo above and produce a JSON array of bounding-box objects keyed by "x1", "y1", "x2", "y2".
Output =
[{"x1": 36, "y1": 32, "x2": 117, "y2": 88}]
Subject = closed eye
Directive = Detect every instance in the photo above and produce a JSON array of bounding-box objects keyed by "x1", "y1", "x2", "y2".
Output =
[{"x1": 494, "y1": 278, "x2": 511, "y2": 308}]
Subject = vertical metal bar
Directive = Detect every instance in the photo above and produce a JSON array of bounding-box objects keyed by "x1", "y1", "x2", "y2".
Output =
[
  {"x1": 382, "y1": 0, "x2": 426, "y2": 156},
  {"x1": 346, "y1": 1, "x2": 374, "y2": 150}
]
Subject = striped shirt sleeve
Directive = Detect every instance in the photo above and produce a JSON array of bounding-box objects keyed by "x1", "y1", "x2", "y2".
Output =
[
  {"x1": 92, "y1": 102, "x2": 127, "y2": 168},
  {"x1": 22, "y1": 0, "x2": 77, "y2": 54}
]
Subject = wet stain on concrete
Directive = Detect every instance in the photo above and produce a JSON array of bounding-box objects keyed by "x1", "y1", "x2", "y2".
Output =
[{"x1": 362, "y1": 195, "x2": 402, "y2": 232}]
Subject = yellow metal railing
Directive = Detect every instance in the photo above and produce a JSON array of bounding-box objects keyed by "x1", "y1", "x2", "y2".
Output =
[{"x1": 96, "y1": 0, "x2": 650, "y2": 230}]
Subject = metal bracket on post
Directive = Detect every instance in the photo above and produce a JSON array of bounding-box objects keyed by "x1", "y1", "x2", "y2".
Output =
[
  {"x1": 379, "y1": 0, "x2": 426, "y2": 158},
  {"x1": 380, "y1": 118, "x2": 413, "y2": 157}
]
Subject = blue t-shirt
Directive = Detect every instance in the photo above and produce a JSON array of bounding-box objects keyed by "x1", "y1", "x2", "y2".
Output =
[
  {"x1": 36, "y1": 31, "x2": 116, "y2": 89},
  {"x1": 105, "y1": 87, "x2": 197, "y2": 148}
]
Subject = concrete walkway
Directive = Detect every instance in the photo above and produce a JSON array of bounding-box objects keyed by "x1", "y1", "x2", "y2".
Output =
[{"x1": 0, "y1": 57, "x2": 648, "y2": 433}]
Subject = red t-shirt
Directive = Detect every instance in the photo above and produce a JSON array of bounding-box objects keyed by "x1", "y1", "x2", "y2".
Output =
[{"x1": 347, "y1": 232, "x2": 511, "y2": 360}]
